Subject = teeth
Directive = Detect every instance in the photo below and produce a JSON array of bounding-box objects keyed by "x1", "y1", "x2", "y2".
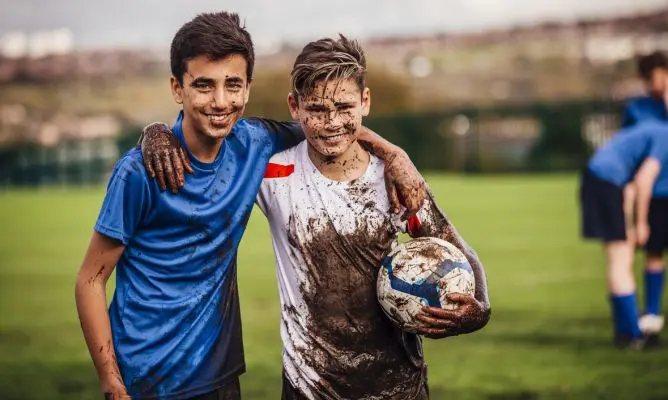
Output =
[
  {"x1": 208, "y1": 114, "x2": 230, "y2": 122},
  {"x1": 322, "y1": 134, "x2": 344, "y2": 140}
]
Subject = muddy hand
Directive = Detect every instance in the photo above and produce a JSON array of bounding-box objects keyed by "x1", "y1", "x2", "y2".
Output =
[
  {"x1": 383, "y1": 151, "x2": 426, "y2": 220},
  {"x1": 415, "y1": 293, "x2": 489, "y2": 339},
  {"x1": 140, "y1": 122, "x2": 194, "y2": 193}
]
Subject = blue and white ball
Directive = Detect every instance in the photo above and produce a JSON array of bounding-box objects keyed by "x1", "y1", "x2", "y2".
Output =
[{"x1": 377, "y1": 237, "x2": 475, "y2": 333}]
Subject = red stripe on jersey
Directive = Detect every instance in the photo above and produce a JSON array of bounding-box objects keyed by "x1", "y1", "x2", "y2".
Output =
[
  {"x1": 264, "y1": 163, "x2": 295, "y2": 178},
  {"x1": 407, "y1": 214, "x2": 422, "y2": 235}
]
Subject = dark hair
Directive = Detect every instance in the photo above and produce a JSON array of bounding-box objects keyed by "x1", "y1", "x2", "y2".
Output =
[
  {"x1": 170, "y1": 12, "x2": 255, "y2": 85},
  {"x1": 637, "y1": 51, "x2": 668, "y2": 80},
  {"x1": 291, "y1": 34, "x2": 366, "y2": 100}
]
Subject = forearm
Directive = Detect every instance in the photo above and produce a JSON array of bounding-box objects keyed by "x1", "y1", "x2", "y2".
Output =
[
  {"x1": 357, "y1": 125, "x2": 405, "y2": 162},
  {"x1": 75, "y1": 277, "x2": 124, "y2": 389},
  {"x1": 623, "y1": 183, "x2": 636, "y2": 226},
  {"x1": 413, "y1": 194, "x2": 490, "y2": 309},
  {"x1": 635, "y1": 184, "x2": 652, "y2": 226}
]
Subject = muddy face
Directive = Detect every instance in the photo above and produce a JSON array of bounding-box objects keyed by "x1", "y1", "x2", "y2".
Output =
[
  {"x1": 288, "y1": 78, "x2": 370, "y2": 161},
  {"x1": 286, "y1": 179, "x2": 425, "y2": 398}
]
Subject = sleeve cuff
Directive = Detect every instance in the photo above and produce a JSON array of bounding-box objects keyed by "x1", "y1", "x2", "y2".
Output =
[{"x1": 94, "y1": 223, "x2": 129, "y2": 246}]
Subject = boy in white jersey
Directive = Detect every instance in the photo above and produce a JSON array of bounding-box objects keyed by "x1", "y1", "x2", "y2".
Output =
[{"x1": 256, "y1": 35, "x2": 491, "y2": 399}]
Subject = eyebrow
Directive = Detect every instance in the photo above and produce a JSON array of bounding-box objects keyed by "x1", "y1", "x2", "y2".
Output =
[
  {"x1": 304, "y1": 103, "x2": 328, "y2": 109},
  {"x1": 187, "y1": 74, "x2": 245, "y2": 86},
  {"x1": 334, "y1": 101, "x2": 356, "y2": 107},
  {"x1": 225, "y1": 76, "x2": 244, "y2": 84}
]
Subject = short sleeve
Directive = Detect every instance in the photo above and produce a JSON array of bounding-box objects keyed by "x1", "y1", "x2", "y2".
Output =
[
  {"x1": 249, "y1": 118, "x2": 305, "y2": 154},
  {"x1": 649, "y1": 131, "x2": 668, "y2": 167},
  {"x1": 94, "y1": 154, "x2": 151, "y2": 245}
]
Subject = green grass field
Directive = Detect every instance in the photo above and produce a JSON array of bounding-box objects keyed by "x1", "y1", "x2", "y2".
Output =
[{"x1": 1, "y1": 174, "x2": 666, "y2": 400}]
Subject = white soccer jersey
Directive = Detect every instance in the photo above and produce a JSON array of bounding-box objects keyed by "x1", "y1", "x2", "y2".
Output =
[{"x1": 256, "y1": 141, "x2": 427, "y2": 400}]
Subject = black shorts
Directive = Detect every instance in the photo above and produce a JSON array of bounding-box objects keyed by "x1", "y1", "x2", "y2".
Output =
[
  {"x1": 646, "y1": 197, "x2": 668, "y2": 254},
  {"x1": 187, "y1": 377, "x2": 241, "y2": 400},
  {"x1": 580, "y1": 169, "x2": 626, "y2": 242}
]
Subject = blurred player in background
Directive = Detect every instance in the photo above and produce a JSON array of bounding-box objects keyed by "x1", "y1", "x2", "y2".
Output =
[
  {"x1": 255, "y1": 35, "x2": 490, "y2": 399},
  {"x1": 620, "y1": 52, "x2": 668, "y2": 344},
  {"x1": 580, "y1": 121, "x2": 668, "y2": 349}
]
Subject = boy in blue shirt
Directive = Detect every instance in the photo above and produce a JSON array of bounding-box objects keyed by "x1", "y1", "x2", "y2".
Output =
[
  {"x1": 74, "y1": 12, "x2": 425, "y2": 400},
  {"x1": 621, "y1": 51, "x2": 668, "y2": 343},
  {"x1": 581, "y1": 121, "x2": 668, "y2": 349}
]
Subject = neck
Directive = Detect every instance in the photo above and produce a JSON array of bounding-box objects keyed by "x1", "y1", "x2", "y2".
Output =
[
  {"x1": 181, "y1": 116, "x2": 223, "y2": 163},
  {"x1": 308, "y1": 140, "x2": 370, "y2": 182}
]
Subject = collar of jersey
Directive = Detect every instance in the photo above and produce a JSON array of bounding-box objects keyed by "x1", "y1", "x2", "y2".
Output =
[{"x1": 301, "y1": 141, "x2": 376, "y2": 186}]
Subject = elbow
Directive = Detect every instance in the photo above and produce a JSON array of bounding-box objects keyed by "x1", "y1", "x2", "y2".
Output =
[
  {"x1": 482, "y1": 307, "x2": 492, "y2": 328},
  {"x1": 74, "y1": 274, "x2": 87, "y2": 304},
  {"x1": 74, "y1": 270, "x2": 103, "y2": 302}
]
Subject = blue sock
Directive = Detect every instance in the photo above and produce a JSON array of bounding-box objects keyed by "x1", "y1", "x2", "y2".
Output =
[
  {"x1": 610, "y1": 293, "x2": 642, "y2": 338},
  {"x1": 645, "y1": 269, "x2": 665, "y2": 316}
]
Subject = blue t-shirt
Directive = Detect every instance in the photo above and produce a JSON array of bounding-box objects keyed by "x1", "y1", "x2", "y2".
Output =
[
  {"x1": 621, "y1": 96, "x2": 667, "y2": 128},
  {"x1": 588, "y1": 121, "x2": 668, "y2": 188},
  {"x1": 620, "y1": 96, "x2": 668, "y2": 197},
  {"x1": 94, "y1": 113, "x2": 301, "y2": 399}
]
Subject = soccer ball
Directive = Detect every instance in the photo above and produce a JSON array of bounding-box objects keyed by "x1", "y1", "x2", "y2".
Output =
[{"x1": 377, "y1": 237, "x2": 475, "y2": 334}]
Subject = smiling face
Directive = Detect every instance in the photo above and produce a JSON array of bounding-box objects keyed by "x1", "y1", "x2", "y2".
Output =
[
  {"x1": 171, "y1": 53, "x2": 250, "y2": 142},
  {"x1": 288, "y1": 78, "x2": 370, "y2": 159}
]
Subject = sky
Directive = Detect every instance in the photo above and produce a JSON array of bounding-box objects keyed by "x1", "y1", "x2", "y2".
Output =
[{"x1": 0, "y1": 0, "x2": 666, "y2": 50}]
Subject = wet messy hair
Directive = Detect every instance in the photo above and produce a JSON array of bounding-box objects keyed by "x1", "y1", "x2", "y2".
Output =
[
  {"x1": 171, "y1": 11, "x2": 255, "y2": 85},
  {"x1": 290, "y1": 34, "x2": 366, "y2": 102},
  {"x1": 637, "y1": 51, "x2": 668, "y2": 81}
]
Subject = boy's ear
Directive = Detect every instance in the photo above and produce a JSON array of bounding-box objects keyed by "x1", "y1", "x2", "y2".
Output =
[
  {"x1": 244, "y1": 81, "x2": 252, "y2": 105},
  {"x1": 171, "y1": 76, "x2": 184, "y2": 105},
  {"x1": 287, "y1": 92, "x2": 300, "y2": 120},
  {"x1": 361, "y1": 87, "x2": 371, "y2": 117}
]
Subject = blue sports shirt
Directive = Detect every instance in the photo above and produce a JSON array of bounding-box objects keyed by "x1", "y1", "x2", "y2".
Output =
[
  {"x1": 588, "y1": 121, "x2": 668, "y2": 188},
  {"x1": 94, "y1": 113, "x2": 301, "y2": 399},
  {"x1": 620, "y1": 96, "x2": 668, "y2": 197}
]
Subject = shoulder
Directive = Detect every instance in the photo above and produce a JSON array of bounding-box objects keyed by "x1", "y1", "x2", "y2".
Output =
[
  {"x1": 268, "y1": 141, "x2": 302, "y2": 164},
  {"x1": 107, "y1": 148, "x2": 150, "y2": 189},
  {"x1": 229, "y1": 118, "x2": 258, "y2": 139},
  {"x1": 234, "y1": 118, "x2": 279, "y2": 138},
  {"x1": 264, "y1": 142, "x2": 303, "y2": 180}
]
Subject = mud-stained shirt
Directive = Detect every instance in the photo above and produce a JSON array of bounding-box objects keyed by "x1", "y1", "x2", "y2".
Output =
[{"x1": 256, "y1": 141, "x2": 429, "y2": 400}]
